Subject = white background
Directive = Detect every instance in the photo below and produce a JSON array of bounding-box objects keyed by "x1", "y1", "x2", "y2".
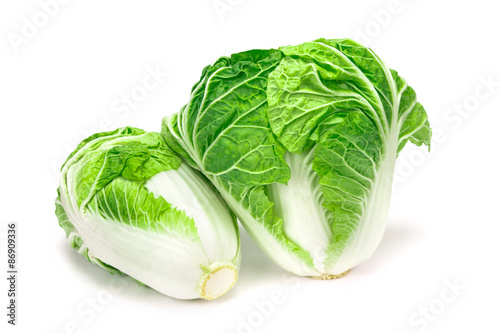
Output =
[{"x1": 1, "y1": 0, "x2": 499, "y2": 332}]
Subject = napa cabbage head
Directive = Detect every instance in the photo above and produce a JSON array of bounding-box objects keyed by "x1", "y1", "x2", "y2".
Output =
[
  {"x1": 162, "y1": 39, "x2": 431, "y2": 278},
  {"x1": 55, "y1": 127, "x2": 240, "y2": 299}
]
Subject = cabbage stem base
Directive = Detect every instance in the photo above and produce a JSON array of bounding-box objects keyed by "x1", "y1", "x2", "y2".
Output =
[{"x1": 310, "y1": 269, "x2": 351, "y2": 280}]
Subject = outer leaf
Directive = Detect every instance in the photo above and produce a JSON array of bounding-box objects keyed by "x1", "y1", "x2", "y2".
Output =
[{"x1": 267, "y1": 38, "x2": 431, "y2": 274}]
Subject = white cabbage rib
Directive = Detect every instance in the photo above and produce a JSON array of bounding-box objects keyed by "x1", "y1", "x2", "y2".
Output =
[
  {"x1": 62, "y1": 191, "x2": 209, "y2": 299},
  {"x1": 326, "y1": 136, "x2": 398, "y2": 275},
  {"x1": 268, "y1": 150, "x2": 332, "y2": 274},
  {"x1": 144, "y1": 163, "x2": 238, "y2": 264}
]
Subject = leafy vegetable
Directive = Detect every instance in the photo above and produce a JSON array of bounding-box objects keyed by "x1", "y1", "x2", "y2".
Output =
[
  {"x1": 162, "y1": 39, "x2": 431, "y2": 278},
  {"x1": 56, "y1": 127, "x2": 240, "y2": 299}
]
